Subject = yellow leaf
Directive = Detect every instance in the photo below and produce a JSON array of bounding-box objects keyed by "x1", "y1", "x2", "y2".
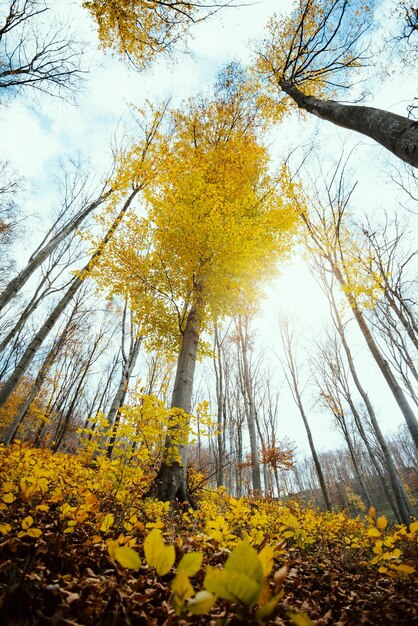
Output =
[
  {"x1": 409, "y1": 521, "x2": 418, "y2": 534},
  {"x1": 225, "y1": 540, "x2": 264, "y2": 585},
  {"x1": 368, "y1": 528, "x2": 380, "y2": 537},
  {"x1": 22, "y1": 516, "x2": 33, "y2": 530},
  {"x1": 36, "y1": 504, "x2": 49, "y2": 512},
  {"x1": 114, "y1": 546, "x2": 142, "y2": 570},
  {"x1": 376, "y1": 516, "x2": 388, "y2": 531},
  {"x1": 396, "y1": 564, "x2": 415, "y2": 575},
  {"x1": 187, "y1": 590, "x2": 216, "y2": 615},
  {"x1": 26, "y1": 527, "x2": 42, "y2": 538},
  {"x1": 144, "y1": 529, "x2": 175, "y2": 576},
  {"x1": 171, "y1": 571, "x2": 195, "y2": 613},
  {"x1": 258, "y1": 544, "x2": 274, "y2": 577},
  {"x1": 177, "y1": 552, "x2": 203, "y2": 577},
  {"x1": 144, "y1": 528, "x2": 164, "y2": 566},
  {"x1": 368, "y1": 506, "x2": 376, "y2": 519},
  {"x1": 287, "y1": 610, "x2": 315, "y2": 625},
  {"x1": 100, "y1": 513, "x2": 115, "y2": 532},
  {"x1": 0, "y1": 523, "x2": 12, "y2": 534},
  {"x1": 256, "y1": 590, "x2": 284, "y2": 621},
  {"x1": 204, "y1": 566, "x2": 261, "y2": 607},
  {"x1": 2, "y1": 493, "x2": 15, "y2": 503}
]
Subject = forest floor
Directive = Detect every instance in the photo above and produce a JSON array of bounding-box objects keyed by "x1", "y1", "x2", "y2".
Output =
[{"x1": 0, "y1": 443, "x2": 417, "y2": 625}]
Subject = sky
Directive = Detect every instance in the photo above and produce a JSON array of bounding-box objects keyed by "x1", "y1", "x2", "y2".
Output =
[{"x1": 0, "y1": 0, "x2": 417, "y2": 456}]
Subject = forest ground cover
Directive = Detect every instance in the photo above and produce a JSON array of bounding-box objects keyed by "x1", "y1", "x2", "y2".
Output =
[{"x1": 0, "y1": 443, "x2": 417, "y2": 625}]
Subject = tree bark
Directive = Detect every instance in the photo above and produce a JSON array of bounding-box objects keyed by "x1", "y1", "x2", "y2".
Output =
[
  {"x1": 148, "y1": 301, "x2": 201, "y2": 503},
  {"x1": 236, "y1": 316, "x2": 262, "y2": 494},
  {"x1": 282, "y1": 325, "x2": 332, "y2": 510},
  {"x1": 280, "y1": 81, "x2": 418, "y2": 169}
]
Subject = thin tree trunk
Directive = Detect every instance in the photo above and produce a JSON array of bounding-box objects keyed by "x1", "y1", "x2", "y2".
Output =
[
  {"x1": 282, "y1": 320, "x2": 332, "y2": 510},
  {"x1": 237, "y1": 316, "x2": 262, "y2": 494},
  {"x1": 213, "y1": 324, "x2": 225, "y2": 488},
  {"x1": 0, "y1": 188, "x2": 138, "y2": 414},
  {"x1": 106, "y1": 334, "x2": 142, "y2": 459},
  {"x1": 280, "y1": 81, "x2": 418, "y2": 168},
  {"x1": 2, "y1": 303, "x2": 78, "y2": 445},
  {"x1": 325, "y1": 279, "x2": 415, "y2": 522},
  {"x1": 0, "y1": 189, "x2": 112, "y2": 313},
  {"x1": 353, "y1": 305, "x2": 418, "y2": 454}
]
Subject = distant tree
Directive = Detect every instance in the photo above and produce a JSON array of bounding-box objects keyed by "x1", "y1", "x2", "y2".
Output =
[
  {"x1": 280, "y1": 315, "x2": 332, "y2": 511},
  {"x1": 0, "y1": 161, "x2": 21, "y2": 284},
  {"x1": 297, "y1": 158, "x2": 418, "y2": 453}
]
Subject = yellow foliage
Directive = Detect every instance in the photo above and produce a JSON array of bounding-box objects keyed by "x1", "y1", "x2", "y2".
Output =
[{"x1": 83, "y1": 0, "x2": 204, "y2": 68}]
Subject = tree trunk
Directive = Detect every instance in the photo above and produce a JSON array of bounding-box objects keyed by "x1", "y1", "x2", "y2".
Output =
[
  {"x1": 2, "y1": 302, "x2": 78, "y2": 445},
  {"x1": 213, "y1": 324, "x2": 225, "y2": 488},
  {"x1": 148, "y1": 302, "x2": 201, "y2": 503},
  {"x1": 0, "y1": 188, "x2": 138, "y2": 414},
  {"x1": 297, "y1": 395, "x2": 332, "y2": 511},
  {"x1": 280, "y1": 81, "x2": 418, "y2": 168},
  {"x1": 237, "y1": 316, "x2": 262, "y2": 494},
  {"x1": 353, "y1": 307, "x2": 418, "y2": 455},
  {"x1": 106, "y1": 333, "x2": 142, "y2": 459},
  {"x1": 0, "y1": 189, "x2": 112, "y2": 313}
]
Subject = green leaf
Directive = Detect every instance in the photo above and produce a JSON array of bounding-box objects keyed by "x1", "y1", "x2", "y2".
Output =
[
  {"x1": 177, "y1": 552, "x2": 203, "y2": 576},
  {"x1": 204, "y1": 566, "x2": 234, "y2": 601},
  {"x1": 226, "y1": 571, "x2": 261, "y2": 606},
  {"x1": 114, "y1": 546, "x2": 142, "y2": 570},
  {"x1": 225, "y1": 540, "x2": 264, "y2": 585},
  {"x1": 187, "y1": 590, "x2": 217, "y2": 615}
]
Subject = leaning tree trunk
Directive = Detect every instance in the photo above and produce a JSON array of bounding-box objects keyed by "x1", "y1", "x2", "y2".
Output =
[
  {"x1": 296, "y1": 393, "x2": 332, "y2": 511},
  {"x1": 0, "y1": 189, "x2": 112, "y2": 314},
  {"x1": 148, "y1": 302, "x2": 201, "y2": 504},
  {"x1": 332, "y1": 305, "x2": 415, "y2": 523},
  {"x1": 330, "y1": 264, "x2": 418, "y2": 455},
  {"x1": 283, "y1": 329, "x2": 332, "y2": 511},
  {"x1": 0, "y1": 188, "x2": 138, "y2": 414},
  {"x1": 280, "y1": 81, "x2": 418, "y2": 169},
  {"x1": 2, "y1": 301, "x2": 78, "y2": 445}
]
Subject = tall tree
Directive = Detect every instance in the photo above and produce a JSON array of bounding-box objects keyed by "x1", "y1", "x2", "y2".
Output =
[
  {"x1": 0, "y1": 105, "x2": 165, "y2": 414},
  {"x1": 280, "y1": 315, "x2": 332, "y2": 511},
  {"x1": 92, "y1": 69, "x2": 298, "y2": 502},
  {"x1": 256, "y1": 0, "x2": 418, "y2": 168},
  {"x1": 296, "y1": 160, "x2": 418, "y2": 454}
]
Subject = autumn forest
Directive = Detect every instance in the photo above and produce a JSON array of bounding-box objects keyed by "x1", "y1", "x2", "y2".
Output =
[{"x1": 0, "y1": 1, "x2": 418, "y2": 624}]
